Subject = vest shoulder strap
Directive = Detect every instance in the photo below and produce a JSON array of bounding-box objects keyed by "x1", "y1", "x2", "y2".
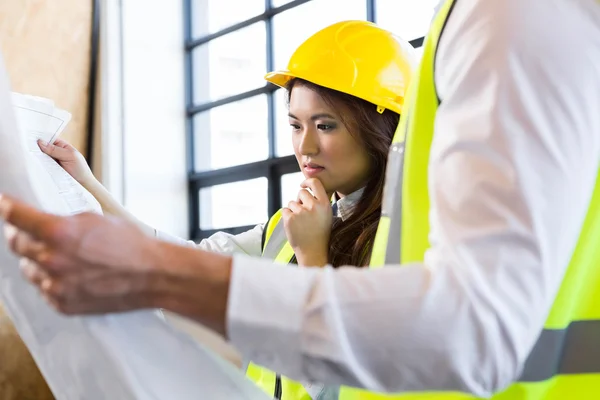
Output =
[{"x1": 261, "y1": 208, "x2": 284, "y2": 254}]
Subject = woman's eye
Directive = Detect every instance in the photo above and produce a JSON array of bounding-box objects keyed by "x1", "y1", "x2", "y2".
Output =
[
  {"x1": 317, "y1": 124, "x2": 334, "y2": 131},
  {"x1": 290, "y1": 123, "x2": 300, "y2": 131}
]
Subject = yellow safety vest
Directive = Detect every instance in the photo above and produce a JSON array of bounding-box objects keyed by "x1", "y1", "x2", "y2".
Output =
[
  {"x1": 245, "y1": 209, "x2": 324, "y2": 400},
  {"x1": 355, "y1": 0, "x2": 600, "y2": 399}
]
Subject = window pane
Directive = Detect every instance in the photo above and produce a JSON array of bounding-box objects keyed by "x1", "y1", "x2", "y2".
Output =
[
  {"x1": 274, "y1": 88, "x2": 294, "y2": 156},
  {"x1": 194, "y1": 95, "x2": 269, "y2": 171},
  {"x1": 272, "y1": 0, "x2": 367, "y2": 72},
  {"x1": 271, "y1": 0, "x2": 295, "y2": 8},
  {"x1": 199, "y1": 178, "x2": 268, "y2": 230},
  {"x1": 192, "y1": 22, "x2": 266, "y2": 104},
  {"x1": 281, "y1": 172, "x2": 305, "y2": 204},
  {"x1": 191, "y1": 0, "x2": 264, "y2": 37},
  {"x1": 375, "y1": 0, "x2": 437, "y2": 41}
]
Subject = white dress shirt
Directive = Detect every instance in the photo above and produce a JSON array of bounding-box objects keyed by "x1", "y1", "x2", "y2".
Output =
[
  {"x1": 156, "y1": 223, "x2": 264, "y2": 255},
  {"x1": 225, "y1": 0, "x2": 600, "y2": 397},
  {"x1": 155, "y1": 188, "x2": 363, "y2": 253}
]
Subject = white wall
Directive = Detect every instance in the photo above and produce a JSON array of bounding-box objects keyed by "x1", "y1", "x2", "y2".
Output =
[{"x1": 103, "y1": 0, "x2": 188, "y2": 239}]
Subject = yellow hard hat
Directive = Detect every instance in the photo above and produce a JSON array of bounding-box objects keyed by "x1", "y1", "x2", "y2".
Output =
[{"x1": 264, "y1": 20, "x2": 417, "y2": 115}]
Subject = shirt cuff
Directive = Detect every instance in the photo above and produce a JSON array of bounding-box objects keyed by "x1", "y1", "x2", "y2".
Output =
[
  {"x1": 155, "y1": 229, "x2": 196, "y2": 248},
  {"x1": 226, "y1": 253, "x2": 319, "y2": 377}
]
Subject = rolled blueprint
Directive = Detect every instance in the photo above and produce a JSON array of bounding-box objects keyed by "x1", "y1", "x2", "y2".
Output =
[{"x1": 0, "y1": 52, "x2": 268, "y2": 400}]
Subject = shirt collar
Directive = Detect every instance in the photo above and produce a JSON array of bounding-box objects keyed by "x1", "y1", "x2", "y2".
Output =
[{"x1": 333, "y1": 187, "x2": 365, "y2": 221}]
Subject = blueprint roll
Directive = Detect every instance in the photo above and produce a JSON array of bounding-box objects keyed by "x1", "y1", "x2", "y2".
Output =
[{"x1": 0, "y1": 51, "x2": 268, "y2": 400}]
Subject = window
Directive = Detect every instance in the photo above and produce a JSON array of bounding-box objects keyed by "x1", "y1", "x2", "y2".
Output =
[
  {"x1": 281, "y1": 171, "x2": 304, "y2": 204},
  {"x1": 271, "y1": 0, "x2": 367, "y2": 72},
  {"x1": 271, "y1": 0, "x2": 297, "y2": 7},
  {"x1": 199, "y1": 178, "x2": 269, "y2": 230},
  {"x1": 274, "y1": 88, "x2": 293, "y2": 157},
  {"x1": 375, "y1": 0, "x2": 438, "y2": 41},
  {"x1": 184, "y1": 0, "x2": 429, "y2": 240},
  {"x1": 192, "y1": 22, "x2": 266, "y2": 104},
  {"x1": 191, "y1": 0, "x2": 264, "y2": 36},
  {"x1": 194, "y1": 94, "x2": 269, "y2": 171}
]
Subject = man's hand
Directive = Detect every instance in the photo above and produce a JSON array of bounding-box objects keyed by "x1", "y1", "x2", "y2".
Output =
[
  {"x1": 281, "y1": 178, "x2": 332, "y2": 267},
  {"x1": 0, "y1": 194, "x2": 161, "y2": 315}
]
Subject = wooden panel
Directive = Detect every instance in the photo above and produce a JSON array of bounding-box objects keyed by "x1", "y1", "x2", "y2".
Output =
[
  {"x1": 0, "y1": 1, "x2": 92, "y2": 398},
  {"x1": 0, "y1": 0, "x2": 92, "y2": 153},
  {"x1": 0, "y1": 305, "x2": 55, "y2": 400}
]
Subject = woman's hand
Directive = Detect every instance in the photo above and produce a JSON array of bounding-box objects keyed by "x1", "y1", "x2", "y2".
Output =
[
  {"x1": 281, "y1": 178, "x2": 332, "y2": 267},
  {"x1": 38, "y1": 139, "x2": 96, "y2": 187},
  {"x1": 39, "y1": 138, "x2": 157, "y2": 237}
]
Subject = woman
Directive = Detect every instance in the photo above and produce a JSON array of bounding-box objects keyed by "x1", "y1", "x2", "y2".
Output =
[{"x1": 40, "y1": 20, "x2": 416, "y2": 399}]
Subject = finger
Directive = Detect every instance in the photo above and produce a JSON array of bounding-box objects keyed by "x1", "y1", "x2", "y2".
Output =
[
  {"x1": 301, "y1": 178, "x2": 328, "y2": 202},
  {"x1": 50, "y1": 138, "x2": 75, "y2": 150},
  {"x1": 9, "y1": 230, "x2": 69, "y2": 275},
  {"x1": 0, "y1": 194, "x2": 63, "y2": 242},
  {"x1": 38, "y1": 282, "x2": 80, "y2": 316},
  {"x1": 37, "y1": 139, "x2": 73, "y2": 160},
  {"x1": 20, "y1": 258, "x2": 49, "y2": 287},
  {"x1": 3, "y1": 222, "x2": 17, "y2": 244},
  {"x1": 40, "y1": 277, "x2": 71, "y2": 302},
  {"x1": 41, "y1": 277, "x2": 136, "y2": 315},
  {"x1": 281, "y1": 207, "x2": 293, "y2": 220},
  {"x1": 297, "y1": 188, "x2": 315, "y2": 206},
  {"x1": 6, "y1": 225, "x2": 48, "y2": 260},
  {"x1": 287, "y1": 200, "x2": 303, "y2": 214}
]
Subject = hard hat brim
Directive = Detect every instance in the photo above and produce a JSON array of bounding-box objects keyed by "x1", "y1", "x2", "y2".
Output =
[
  {"x1": 265, "y1": 69, "x2": 405, "y2": 115},
  {"x1": 264, "y1": 70, "x2": 296, "y2": 89}
]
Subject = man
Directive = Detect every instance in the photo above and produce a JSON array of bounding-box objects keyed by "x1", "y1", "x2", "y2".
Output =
[{"x1": 2, "y1": 0, "x2": 600, "y2": 398}]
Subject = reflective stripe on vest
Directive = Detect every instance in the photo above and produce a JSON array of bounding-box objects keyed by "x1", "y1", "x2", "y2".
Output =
[{"x1": 365, "y1": 0, "x2": 600, "y2": 398}]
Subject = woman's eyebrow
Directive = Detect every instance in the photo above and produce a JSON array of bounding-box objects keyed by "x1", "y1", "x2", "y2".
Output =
[
  {"x1": 310, "y1": 113, "x2": 336, "y2": 120},
  {"x1": 287, "y1": 112, "x2": 336, "y2": 120}
]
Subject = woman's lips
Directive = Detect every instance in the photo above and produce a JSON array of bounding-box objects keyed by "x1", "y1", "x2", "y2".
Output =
[{"x1": 303, "y1": 163, "x2": 325, "y2": 177}]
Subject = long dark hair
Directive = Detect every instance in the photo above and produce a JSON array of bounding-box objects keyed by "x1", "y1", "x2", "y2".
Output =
[{"x1": 285, "y1": 78, "x2": 399, "y2": 267}]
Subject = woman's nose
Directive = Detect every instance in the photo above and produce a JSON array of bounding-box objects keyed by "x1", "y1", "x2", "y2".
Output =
[{"x1": 298, "y1": 129, "x2": 319, "y2": 156}]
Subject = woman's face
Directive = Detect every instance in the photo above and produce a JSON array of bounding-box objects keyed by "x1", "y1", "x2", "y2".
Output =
[{"x1": 288, "y1": 84, "x2": 371, "y2": 197}]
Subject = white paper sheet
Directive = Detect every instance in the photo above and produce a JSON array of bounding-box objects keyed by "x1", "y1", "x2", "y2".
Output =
[
  {"x1": 0, "y1": 53, "x2": 269, "y2": 400},
  {"x1": 11, "y1": 93, "x2": 103, "y2": 216}
]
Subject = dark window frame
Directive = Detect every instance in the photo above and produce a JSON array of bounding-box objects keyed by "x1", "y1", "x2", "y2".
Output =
[{"x1": 183, "y1": 0, "x2": 424, "y2": 240}]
